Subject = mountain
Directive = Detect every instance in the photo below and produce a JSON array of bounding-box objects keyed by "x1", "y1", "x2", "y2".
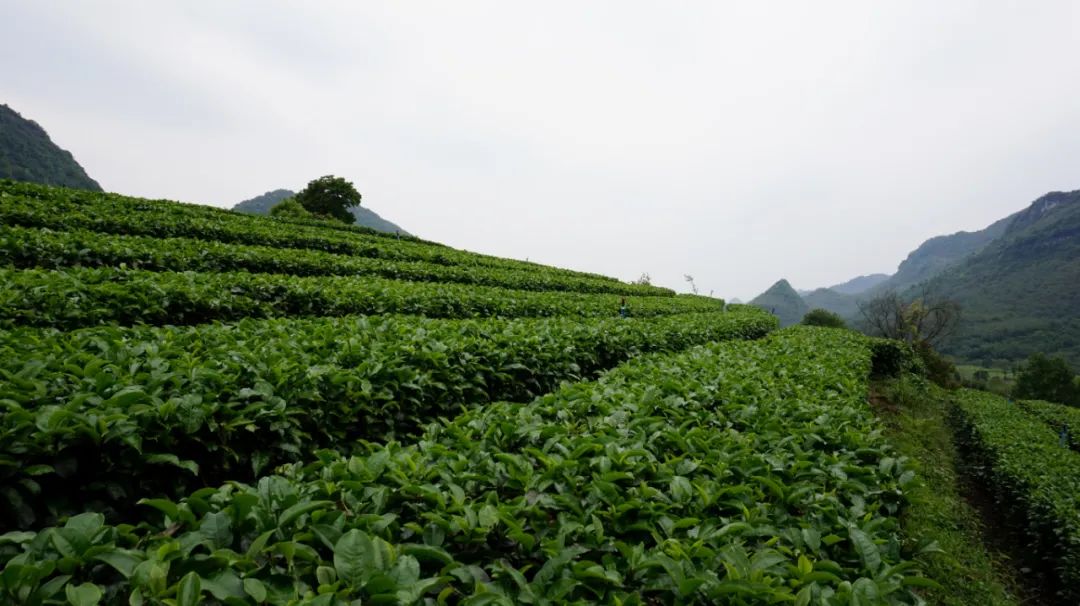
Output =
[
  {"x1": 233, "y1": 189, "x2": 294, "y2": 214},
  {"x1": 0, "y1": 104, "x2": 101, "y2": 191},
  {"x1": 803, "y1": 287, "x2": 860, "y2": 319},
  {"x1": 793, "y1": 212, "x2": 1025, "y2": 322},
  {"x1": 871, "y1": 212, "x2": 1018, "y2": 296},
  {"x1": 233, "y1": 189, "x2": 408, "y2": 235},
  {"x1": 750, "y1": 279, "x2": 809, "y2": 327},
  {"x1": 827, "y1": 273, "x2": 890, "y2": 295},
  {"x1": 925, "y1": 190, "x2": 1080, "y2": 367}
]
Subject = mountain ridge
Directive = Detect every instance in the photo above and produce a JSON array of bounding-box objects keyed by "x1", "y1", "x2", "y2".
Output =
[{"x1": 0, "y1": 104, "x2": 101, "y2": 191}]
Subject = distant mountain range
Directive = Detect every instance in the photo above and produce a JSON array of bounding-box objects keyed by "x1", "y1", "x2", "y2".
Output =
[
  {"x1": 752, "y1": 190, "x2": 1080, "y2": 366},
  {"x1": 233, "y1": 189, "x2": 408, "y2": 235},
  {"x1": 0, "y1": 104, "x2": 101, "y2": 191}
]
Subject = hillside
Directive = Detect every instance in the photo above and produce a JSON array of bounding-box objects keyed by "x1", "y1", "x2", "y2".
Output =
[
  {"x1": 874, "y1": 212, "x2": 1017, "y2": 295},
  {"x1": 828, "y1": 273, "x2": 890, "y2": 295},
  {"x1": 750, "y1": 278, "x2": 808, "y2": 326},
  {"x1": 928, "y1": 190, "x2": 1080, "y2": 367},
  {"x1": 234, "y1": 188, "x2": 409, "y2": 234},
  {"x1": 0, "y1": 104, "x2": 101, "y2": 191},
  {"x1": 3, "y1": 180, "x2": 1069, "y2": 603},
  {"x1": 803, "y1": 286, "x2": 860, "y2": 319}
]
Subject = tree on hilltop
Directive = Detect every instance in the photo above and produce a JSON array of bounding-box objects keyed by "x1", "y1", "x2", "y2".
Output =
[{"x1": 295, "y1": 175, "x2": 361, "y2": 224}]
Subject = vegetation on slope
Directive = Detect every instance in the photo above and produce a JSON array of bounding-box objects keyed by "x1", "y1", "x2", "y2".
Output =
[
  {"x1": 876, "y1": 376, "x2": 1020, "y2": 606},
  {"x1": 0, "y1": 181, "x2": 652, "y2": 293},
  {"x1": 950, "y1": 389, "x2": 1080, "y2": 602},
  {"x1": 926, "y1": 191, "x2": 1080, "y2": 367},
  {"x1": 0, "y1": 105, "x2": 102, "y2": 191},
  {"x1": 0, "y1": 267, "x2": 724, "y2": 329},
  {"x1": 0, "y1": 328, "x2": 933, "y2": 605}
]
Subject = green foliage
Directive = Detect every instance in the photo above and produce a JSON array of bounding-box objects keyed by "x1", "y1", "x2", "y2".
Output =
[
  {"x1": 1018, "y1": 399, "x2": 1080, "y2": 451},
  {"x1": 914, "y1": 342, "x2": 960, "y2": 390},
  {"x1": 0, "y1": 181, "x2": 668, "y2": 296},
  {"x1": 295, "y1": 175, "x2": 361, "y2": 224},
  {"x1": 801, "y1": 308, "x2": 846, "y2": 329},
  {"x1": 867, "y1": 339, "x2": 923, "y2": 378},
  {"x1": 1012, "y1": 353, "x2": 1079, "y2": 406},
  {"x1": 0, "y1": 224, "x2": 673, "y2": 297},
  {"x1": 879, "y1": 376, "x2": 1020, "y2": 606},
  {"x1": 0, "y1": 106, "x2": 101, "y2": 191},
  {"x1": 268, "y1": 197, "x2": 311, "y2": 220},
  {"x1": 0, "y1": 267, "x2": 727, "y2": 330},
  {"x1": 0, "y1": 310, "x2": 775, "y2": 529},
  {"x1": 951, "y1": 389, "x2": 1080, "y2": 600},
  {"x1": 236, "y1": 188, "x2": 409, "y2": 235},
  {"x1": 925, "y1": 191, "x2": 1080, "y2": 368},
  {"x1": 0, "y1": 328, "x2": 930, "y2": 604}
]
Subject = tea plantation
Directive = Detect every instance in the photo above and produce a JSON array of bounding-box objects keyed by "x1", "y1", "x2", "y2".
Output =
[{"x1": 0, "y1": 181, "x2": 1074, "y2": 604}]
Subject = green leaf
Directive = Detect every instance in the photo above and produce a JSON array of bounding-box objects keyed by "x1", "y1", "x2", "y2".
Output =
[
  {"x1": 65, "y1": 582, "x2": 103, "y2": 606},
  {"x1": 199, "y1": 511, "x2": 232, "y2": 548},
  {"x1": 334, "y1": 529, "x2": 381, "y2": 588},
  {"x1": 243, "y1": 577, "x2": 268, "y2": 602},
  {"x1": 277, "y1": 500, "x2": 334, "y2": 528},
  {"x1": 176, "y1": 572, "x2": 201, "y2": 606},
  {"x1": 94, "y1": 550, "x2": 144, "y2": 578},
  {"x1": 848, "y1": 527, "x2": 882, "y2": 574}
]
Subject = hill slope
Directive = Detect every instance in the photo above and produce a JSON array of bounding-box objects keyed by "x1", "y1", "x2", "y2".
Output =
[
  {"x1": 0, "y1": 104, "x2": 101, "y2": 191},
  {"x1": 867, "y1": 212, "x2": 1018, "y2": 297},
  {"x1": 928, "y1": 190, "x2": 1080, "y2": 367},
  {"x1": 233, "y1": 188, "x2": 408, "y2": 234},
  {"x1": 828, "y1": 273, "x2": 890, "y2": 295},
  {"x1": 803, "y1": 287, "x2": 860, "y2": 319},
  {"x1": 750, "y1": 278, "x2": 808, "y2": 326}
]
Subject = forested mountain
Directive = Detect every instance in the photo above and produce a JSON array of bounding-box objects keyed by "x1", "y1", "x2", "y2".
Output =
[
  {"x1": 926, "y1": 190, "x2": 1080, "y2": 367},
  {"x1": 0, "y1": 104, "x2": 101, "y2": 191},
  {"x1": 750, "y1": 279, "x2": 808, "y2": 326},
  {"x1": 233, "y1": 188, "x2": 408, "y2": 234},
  {"x1": 755, "y1": 189, "x2": 1080, "y2": 367},
  {"x1": 872, "y1": 212, "x2": 1018, "y2": 296}
]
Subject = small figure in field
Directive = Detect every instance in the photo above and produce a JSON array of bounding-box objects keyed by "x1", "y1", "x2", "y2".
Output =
[
  {"x1": 619, "y1": 298, "x2": 629, "y2": 318},
  {"x1": 1061, "y1": 424, "x2": 1069, "y2": 449}
]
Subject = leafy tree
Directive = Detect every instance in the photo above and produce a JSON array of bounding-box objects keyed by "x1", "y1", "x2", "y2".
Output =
[
  {"x1": 802, "y1": 308, "x2": 846, "y2": 329},
  {"x1": 268, "y1": 198, "x2": 311, "y2": 220},
  {"x1": 1014, "y1": 353, "x2": 1079, "y2": 406},
  {"x1": 295, "y1": 175, "x2": 361, "y2": 224}
]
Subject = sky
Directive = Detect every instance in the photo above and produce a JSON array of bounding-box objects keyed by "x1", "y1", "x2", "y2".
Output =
[{"x1": 3, "y1": 1, "x2": 1079, "y2": 300}]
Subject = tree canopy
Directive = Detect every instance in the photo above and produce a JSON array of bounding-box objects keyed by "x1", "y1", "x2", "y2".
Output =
[
  {"x1": 1014, "y1": 353, "x2": 1079, "y2": 406},
  {"x1": 802, "y1": 308, "x2": 846, "y2": 329},
  {"x1": 295, "y1": 175, "x2": 361, "y2": 224}
]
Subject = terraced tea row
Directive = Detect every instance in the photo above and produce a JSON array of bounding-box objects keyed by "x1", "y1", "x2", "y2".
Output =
[
  {"x1": 0, "y1": 309, "x2": 775, "y2": 531},
  {"x1": 0, "y1": 328, "x2": 928, "y2": 605},
  {"x1": 1018, "y1": 398, "x2": 1080, "y2": 451},
  {"x1": 0, "y1": 267, "x2": 722, "y2": 330},
  {"x1": 951, "y1": 390, "x2": 1080, "y2": 601},
  {"x1": 0, "y1": 181, "x2": 660, "y2": 293},
  {"x1": 0, "y1": 225, "x2": 664, "y2": 296}
]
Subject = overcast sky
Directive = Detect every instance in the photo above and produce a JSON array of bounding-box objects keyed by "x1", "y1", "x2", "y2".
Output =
[{"x1": 3, "y1": 2, "x2": 1078, "y2": 300}]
